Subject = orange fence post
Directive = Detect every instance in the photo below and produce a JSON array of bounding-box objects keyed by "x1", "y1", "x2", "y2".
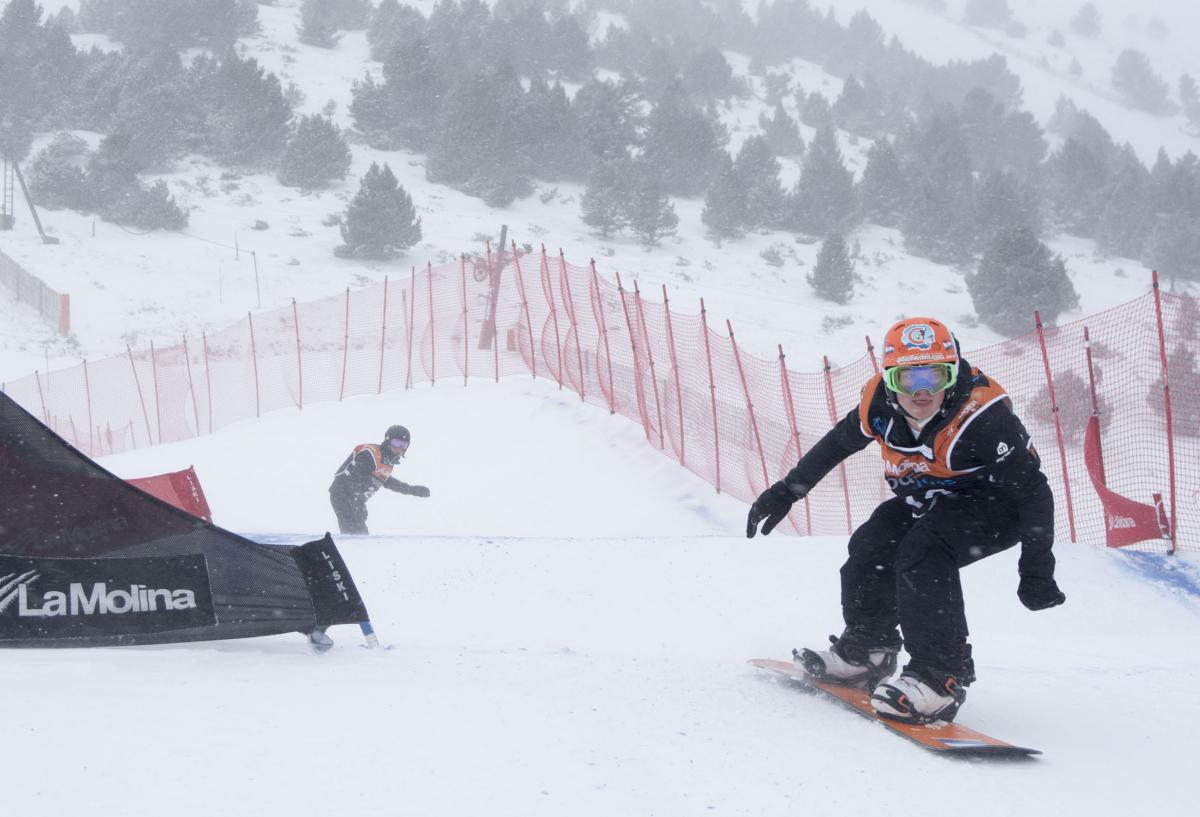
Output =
[
  {"x1": 428, "y1": 262, "x2": 436, "y2": 385},
  {"x1": 616, "y1": 272, "x2": 648, "y2": 439},
  {"x1": 634, "y1": 281, "x2": 665, "y2": 450},
  {"x1": 127, "y1": 345, "x2": 152, "y2": 447},
  {"x1": 460, "y1": 256, "x2": 469, "y2": 386},
  {"x1": 729, "y1": 319, "x2": 770, "y2": 491},
  {"x1": 291, "y1": 299, "x2": 303, "y2": 409},
  {"x1": 378, "y1": 275, "x2": 388, "y2": 395},
  {"x1": 248, "y1": 311, "x2": 260, "y2": 419},
  {"x1": 592, "y1": 261, "x2": 616, "y2": 414},
  {"x1": 559, "y1": 249, "x2": 585, "y2": 401},
  {"x1": 512, "y1": 243, "x2": 537, "y2": 380},
  {"x1": 823, "y1": 355, "x2": 853, "y2": 535},
  {"x1": 663, "y1": 285, "x2": 685, "y2": 466},
  {"x1": 339, "y1": 287, "x2": 350, "y2": 401},
  {"x1": 1150, "y1": 271, "x2": 1179, "y2": 553},
  {"x1": 183, "y1": 335, "x2": 200, "y2": 436},
  {"x1": 1035, "y1": 310, "x2": 1077, "y2": 544},
  {"x1": 778, "y1": 345, "x2": 811, "y2": 535},
  {"x1": 701, "y1": 298, "x2": 721, "y2": 493}
]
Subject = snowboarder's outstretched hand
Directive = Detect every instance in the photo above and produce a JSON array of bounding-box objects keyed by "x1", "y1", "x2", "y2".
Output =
[
  {"x1": 1017, "y1": 576, "x2": 1066, "y2": 610},
  {"x1": 746, "y1": 481, "x2": 803, "y2": 538},
  {"x1": 407, "y1": 484, "x2": 431, "y2": 498}
]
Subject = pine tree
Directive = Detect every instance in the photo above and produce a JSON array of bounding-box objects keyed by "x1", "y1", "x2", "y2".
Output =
[
  {"x1": 426, "y1": 63, "x2": 531, "y2": 206},
  {"x1": 701, "y1": 153, "x2": 746, "y2": 240},
  {"x1": 1044, "y1": 137, "x2": 1108, "y2": 236},
  {"x1": 299, "y1": 0, "x2": 342, "y2": 48},
  {"x1": 1144, "y1": 214, "x2": 1200, "y2": 285},
  {"x1": 808, "y1": 232, "x2": 856, "y2": 304},
  {"x1": 898, "y1": 110, "x2": 975, "y2": 263},
  {"x1": 973, "y1": 170, "x2": 1040, "y2": 253},
  {"x1": 375, "y1": 33, "x2": 443, "y2": 151},
  {"x1": 572, "y1": 77, "x2": 642, "y2": 164},
  {"x1": 580, "y1": 160, "x2": 628, "y2": 238},
  {"x1": 337, "y1": 163, "x2": 421, "y2": 259},
  {"x1": 640, "y1": 79, "x2": 725, "y2": 197},
  {"x1": 968, "y1": 226, "x2": 1079, "y2": 336},
  {"x1": 1095, "y1": 146, "x2": 1152, "y2": 258},
  {"x1": 789, "y1": 125, "x2": 856, "y2": 236},
  {"x1": 192, "y1": 52, "x2": 292, "y2": 167},
  {"x1": 735, "y1": 135, "x2": 786, "y2": 231},
  {"x1": 858, "y1": 139, "x2": 907, "y2": 228},
  {"x1": 520, "y1": 77, "x2": 587, "y2": 182},
  {"x1": 1112, "y1": 50, "x2": 1170, "y2": 114},
  {"x1": 107, "y1": 48, "x2": 201, "y2": 171},
  {"x1": 964, "y1": 0, "x2": 1010, "y2": 28},
  {"x1": 1180, "y1": 74, "x2": 1200, "y2": 131},
  {"x1": 366, "y1": 0, "x2": 427, "y2": 61},
  {"x1": 278, "y1": 115, "x2": 351, "y2": 188},
  {"x1": 759, "y1": 102, "x2": 804, "y2": 157},
  {"x1": 1069, "y1": 3, "x2": 1101, "y2": 39},
  {"x1": 625, "y1": 168, "x2": 679, "y2": 246}
]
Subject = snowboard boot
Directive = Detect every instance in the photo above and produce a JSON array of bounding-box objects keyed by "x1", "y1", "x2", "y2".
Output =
[
  {"x1": 870, "y1": 670, "x2": 967, "y2": 724},
  {"x1": 794, "y1": 635, "x2": 899, "y2": 688}
]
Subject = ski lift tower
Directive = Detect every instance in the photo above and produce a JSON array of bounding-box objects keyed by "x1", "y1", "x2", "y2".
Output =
[{"x1": 0, "y1": 156, "x2": 59, "y2": 244}]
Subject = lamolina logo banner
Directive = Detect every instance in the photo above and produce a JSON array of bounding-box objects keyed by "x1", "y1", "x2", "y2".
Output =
[{"x1": 0, "y1": 553, "x2": 216, "y2": 641}]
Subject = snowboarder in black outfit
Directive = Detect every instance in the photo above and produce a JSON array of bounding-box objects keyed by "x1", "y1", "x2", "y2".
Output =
[
  {"x1": 329, "y1": 424, "x2": 430, "y2": 535},
  {"x1": 746, "y1": 317, "x2": 1065, "y2": 724}
]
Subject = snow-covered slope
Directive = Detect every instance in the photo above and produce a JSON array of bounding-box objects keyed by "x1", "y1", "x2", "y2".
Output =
[{"x1": 2, "y1": 379, "x2": 1195, "y2": 817}]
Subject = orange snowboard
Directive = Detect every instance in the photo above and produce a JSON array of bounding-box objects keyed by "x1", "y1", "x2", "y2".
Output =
[{"x1": 750, "y1": 658, "x2": 1040, "y2": 757}]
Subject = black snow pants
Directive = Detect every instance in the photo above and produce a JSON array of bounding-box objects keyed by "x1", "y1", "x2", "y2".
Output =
[
  {"x1": 839, "y1": 491, "x2": 1022, "y2": 686},
  {"x1": 329, "y1": 483, "x2": 370, "y2": 535}
]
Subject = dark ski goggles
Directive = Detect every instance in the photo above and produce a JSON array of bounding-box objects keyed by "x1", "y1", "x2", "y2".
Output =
[
  {"x1": 388, "y1": 437, "x2": 409, "y2": 452},
  {"x1": 884, "y1": 363, "x2": 957, "y2": 396}
]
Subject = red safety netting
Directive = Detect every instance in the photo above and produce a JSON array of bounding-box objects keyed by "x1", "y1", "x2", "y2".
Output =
[{"x1": 3, "y1": 248, "x2": 1194, "y2": 552}]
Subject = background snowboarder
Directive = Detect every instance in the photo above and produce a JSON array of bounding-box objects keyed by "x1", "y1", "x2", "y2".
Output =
[
  {"x1": 746, "y1": 317, "x2": 1065, "y2": 724},
  {"x1": 329, "y1": 424, "x2": 430, "y2": 534}
]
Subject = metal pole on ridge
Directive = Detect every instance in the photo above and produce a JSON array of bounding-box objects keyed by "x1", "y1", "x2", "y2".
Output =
[
  {"x1": 1034, "y1": 311, "x2": 1077, "y2": 544},
  {"x1": 248, "y1": 312, "x2": 261, "y2": 419},
  {"x1": 1150, "y1": 271, "x2": 1178, "y2": 553}
]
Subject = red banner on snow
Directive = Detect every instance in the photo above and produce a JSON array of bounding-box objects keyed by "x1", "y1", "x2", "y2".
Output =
[
  {"x1": 127, "y1": 466, "x2": 213, "y2": 522},
  {"x1": 1083, "y1": 417, "x2": 1171, "y2": 548}
]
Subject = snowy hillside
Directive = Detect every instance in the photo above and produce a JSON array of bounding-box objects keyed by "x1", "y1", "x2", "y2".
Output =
[{"x1": 3, "y1": 0, "x2": 1193, "y2": 384}]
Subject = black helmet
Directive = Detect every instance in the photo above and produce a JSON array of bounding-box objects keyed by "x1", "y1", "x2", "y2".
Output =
[{"x1": 383, "y1": 424, "x2": 410, "y2": 455}]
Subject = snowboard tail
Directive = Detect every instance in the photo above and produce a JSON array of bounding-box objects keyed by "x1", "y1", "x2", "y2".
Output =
[{"x1": 749, "y1": 658, "x2": 1041, "y2": 757}]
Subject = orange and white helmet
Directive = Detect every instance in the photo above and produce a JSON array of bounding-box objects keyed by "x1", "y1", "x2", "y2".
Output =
[{"x1": 881, "y1": 317, "x2": 958, "y2": 369}]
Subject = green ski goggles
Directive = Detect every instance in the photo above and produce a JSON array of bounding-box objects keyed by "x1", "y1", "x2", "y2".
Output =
[{"x1": 883, "y1": 363, "x2": 958, "y2": 396}]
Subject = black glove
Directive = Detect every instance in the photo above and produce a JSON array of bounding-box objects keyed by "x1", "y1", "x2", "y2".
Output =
[
  {"x1": 407, "y1": 484, "x2": 431, "y2": 498},
  {"x1": 1017, "y1": 576, "x2": 1066, "y2": 611},
  {"x1": 746, "y1": 481, "x2": 803, "y2": 538}
]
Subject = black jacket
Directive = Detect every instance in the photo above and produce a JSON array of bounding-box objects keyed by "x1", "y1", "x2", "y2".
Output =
[
  {"x1": 329, "y1": 444, "x2": 421, "y2": 501},
  {"x1": 779, "y1": 357, "x2": 1057, "y2": 578}
]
